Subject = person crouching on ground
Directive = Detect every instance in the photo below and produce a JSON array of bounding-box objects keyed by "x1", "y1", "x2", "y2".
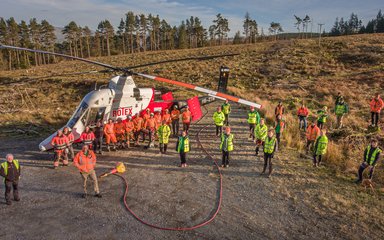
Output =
[
  {"x1": 262, "y1": 129, "x2": 277, "y2": 177},
  {"x1": 176, "y1": 130, "x2": 190, "y2": 167},
  {"x1": 0, "y1": 154, "x2": 21, "y2": 205},
  {"x1": 220, "y1": 127, "x2": 234, "y2": 168},
  {"x1": 74, "y1": 145, "x2": 102, "y2": 199},
  {"x1": 313, "y1": 129, "x2": 328, "y2": 167},
  {"x1": 355, "y1": 138, "x2": 381, "y2": 183}
]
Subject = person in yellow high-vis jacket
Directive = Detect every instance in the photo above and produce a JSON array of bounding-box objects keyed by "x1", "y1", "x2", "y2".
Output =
[
  {"x1": 157, "y1": 120, "x2": 171, "y2": 154},
  {"x1": 176, "y1": 131, "x2": 190, "y2": 167},
  {"x1": 262, "y1": 129, "x2": 277, "y2": 178},
  {"x1": 0, "y1": 154, "x2": 21, "y2": 205},
  {"x1": 213, "y1": 106, "x2": 226, "y2": 137},
  {"x1": 220, "y1": 127, "x2": 234, "y2": 168},
  {"x1": 221, "y1": 99, "x2": 231, "y2": 126}
]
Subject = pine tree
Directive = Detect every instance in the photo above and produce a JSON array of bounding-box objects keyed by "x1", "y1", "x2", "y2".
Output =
[
  {"x1": 125, "y1": 11, "x2": 135, "y2": 53},
  {"x1": 82, "y1": 26, "x2": 92, "y2": 57},
  {"x1": 117, "y1": 18, "x2": 126, "y2": 54}
]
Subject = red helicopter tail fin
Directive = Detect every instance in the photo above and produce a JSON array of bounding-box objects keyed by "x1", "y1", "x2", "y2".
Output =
[{"x1": 187, "y1": 96, "x2": 203, "y2": 122}]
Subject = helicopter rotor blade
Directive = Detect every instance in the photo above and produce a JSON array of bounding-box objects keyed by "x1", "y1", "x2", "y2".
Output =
[
  {"x1": 127, "y1": 53, "x2": 239, "y2": 69},
  {"x1": 0, "y1": 44, "x2": 122, "y2": 72},
  {"x1": 135, "y1": 72, "x2": 262, "y2": 109}
]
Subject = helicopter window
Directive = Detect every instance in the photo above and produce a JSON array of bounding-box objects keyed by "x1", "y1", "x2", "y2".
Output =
[
  {"x1": 67, "y1": 102, "x2": 89, "y2": 128},
  {"x1": 133, "y1": 88, "x2": 142, "y2": 101},
  {"x1": 86, "y1": 107, "x2": 106, "y2": 127}
]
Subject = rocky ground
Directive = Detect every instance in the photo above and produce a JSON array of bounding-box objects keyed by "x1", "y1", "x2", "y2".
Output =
[{"x1": 0, "y1": 102, "x2": 383, "y2": 240}]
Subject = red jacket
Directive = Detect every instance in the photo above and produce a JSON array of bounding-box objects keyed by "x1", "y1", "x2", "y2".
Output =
[
  {"x1": 80, "y1": 131, "x2": 95, "y2": 144},
  {"x1": 297, "y1": 107, "x2": 309, "y2": 117},
  {"x1": 51, "y1": 135, "x2": 69, "y2": 150},
  {"x1": 74, "y1": 150, "x2": 96, "y2": 173},
  {"x1": 370, "y1": 98, "x2": 384, "y2": 113}
]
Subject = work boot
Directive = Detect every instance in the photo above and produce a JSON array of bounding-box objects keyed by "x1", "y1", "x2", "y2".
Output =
[
  {"x1": 95, "y1": 193, "x2": 102, "y2": 198},
  {"x1": 14, "y1": 197, "x2": 20, "y2": 202}
]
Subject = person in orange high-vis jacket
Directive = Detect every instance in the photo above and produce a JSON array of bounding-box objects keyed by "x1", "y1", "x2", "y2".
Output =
[
  {"x1": 103, "y1": 119, "x2": 117, "y2": 151},
  {"x1": 305, "y1": 121, "x2": 320, "y2": 154},
  {"x1": 63, "y1": 127, "x2": 75, "y2": 161},
  {"x1": 171, "y1": 105, "x2": 181, "y2": 136},
  {"x1": 144, "y1": 113, "x2": 158, "y2": 148},
  {"x1": 80, "y1": 126, "x2": 95, "y2": 149},
  {"x1": 133, "y1": 113, "x2": 144, "y2": 146},
  {"x1": 370, "y1": 93, "x2": 384, "y2": 127},
  {"x1": 182, "y1": 106, "x2": 192, "y2": 134},
  {"x1": 51, "y1": 130, "x2": 69, "y2": 168},
  {"x1": 154, "y1": 111, "x2": 162, "y2": 130},
  {"x1": 74, "y1": 145, "x2": 102, "y2": 199},
  {"x1": 275, "y1": 101, "x2": 285, "y2": 120},
  {"x1": 124, "y1": 115, "x2": 135, "y2": 148},
  {"x1": 114, "y1": 118, "x2": 126, "y2": 149},
  {"x1": 162, "y1": 109, "x2": 172, "y2": 127},
  {"x1": 297, "y1": 103, "x2": 309, "y2": 131}
]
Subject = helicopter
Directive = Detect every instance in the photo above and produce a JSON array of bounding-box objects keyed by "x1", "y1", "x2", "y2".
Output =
[{"x1": 0, "y1": 44, "x2": 262, "y2": 152}]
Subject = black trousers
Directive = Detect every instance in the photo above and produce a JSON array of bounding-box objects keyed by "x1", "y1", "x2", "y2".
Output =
[
  {"x1": 180, "y1": 152, "x2": 187, "y2": 164},
  {"x1": 317, "y1": 121, "x2": 324, "y2": 130},
  {"x1": 371, "y1": 112, "x2": 380, "y2": 126},
  {"x1": 172, "y1": 119, "x2": 179, "y2": 135},
  {"x1": 93, "y1": 137, "x2": 103, "y2": 152},
  {"x1": 159, "y1": 143, "x2": 168, "y2": 153},
  {"x1": 263, "y1": 153, "x2": 273, "y2": 174},
  {"x1": 224, "y1": 114, "x2": 229, "y2": 126},
  {"x1": 183, "y1": 123, "x2": 190, "y2": 134},
  {"x1": 222, "y1": 151, "x2": 230, "y2": 166},
  {"x1": 5, "y1": 180, "x2": 19, "y2": 202},
  {"x1": 358, "y1": 162, "x2": 375, "y2": 181},
  {"x1": 313, "y1": 154, "x2": 322, "y2": 165},
  {"x1": 216, "y1": 125, "x2": 223, "y2": 136},
  {"x1": 249, "y1": 124, "x2": 256, "y2": 139}
]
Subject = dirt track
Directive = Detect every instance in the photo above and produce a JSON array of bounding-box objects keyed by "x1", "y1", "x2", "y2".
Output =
[{"x1": 0, "y1": 102, "x2": 383, "y2": 240}]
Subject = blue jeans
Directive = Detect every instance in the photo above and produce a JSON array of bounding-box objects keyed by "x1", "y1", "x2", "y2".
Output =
[{"x1": 299, "y1": 116, "x2": 307, "y2": 130}]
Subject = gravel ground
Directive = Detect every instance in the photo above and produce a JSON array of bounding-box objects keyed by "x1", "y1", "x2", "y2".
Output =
[{"x1": 0, "y1": 102, "x2": 383, "y2": 240}]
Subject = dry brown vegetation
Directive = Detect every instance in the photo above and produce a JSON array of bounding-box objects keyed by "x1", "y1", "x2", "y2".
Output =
[{"x1": 1, "y1": 34, "x2": 384, "y2": 186}]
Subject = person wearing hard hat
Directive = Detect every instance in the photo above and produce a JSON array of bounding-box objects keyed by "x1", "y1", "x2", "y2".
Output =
[
  {"x1": 176, "y1": 130, "x2": 190, "y2": 167},
  {"x1": 182, "y1": 106, "x2": 192, "y2": 134},
  {"x1": 50, "y1": 130, "x2": 69, "y2": 169},
  {"x1": 335, "y1": 97, "x2": 349, "y2": 129},
  {"x1": 0, "y1": 154, "x2": 21, "y2": 205},
  {"x1": 213, "y1": 106, "x2": 226, "y2": 137},
  {"x1": 247, "y1": 106, "x2": 260, "y2": 140},
  {"x1": 221, "y1": 99, "x2": 231, "y2": 126},
  {"x1": 133, "y1": 113, "x2": 144, "y2": 146},
  {"x1": 93, "y1": 120, "x2": 104, "y2": 154},
  {"x1": 220, "y1": 127, "x2": 234, "y2": 168},
  {"x1": 157, "y1": 120, "x2": 171, "y2": 154},
  {"x1": 262, "y1": 129, "x2": 277, "y2": 177},
  {"x1": 144, "y1": 113, "x2": 158, "y2": 148},
  {"x1": 275, "y1": 101, "x2": 285, "y2": 120},
  {"x1": 124, "y1": 115, "x2": 135, "y2": 148},
  {"x1": 74, "y1": 145, "x2": 102, "y2": 199},
  {"x1": 254, "y1": 118, "x2": 268, "y2": 156},
  {"x1": 80, "y1": 126, "x2": 96, "y2": 149},
  {"x1": 103, "y1": 119, "x2": 117, "y2": 152},
  {"x1": 171, "y1": 105, "x2": 181, "y2": 137},
  {"x1": 63, "y1": 126, "x2": 75, "y2": 161},
  {"x1": 316, "y1": 106, "x2": 328, "y2": 130},
  {"x1": 313, "y1": 129, "x2": 328, "y2": 167},
  {"x1": 370, "y1": 93, "x2": 384, "y2": 127}
]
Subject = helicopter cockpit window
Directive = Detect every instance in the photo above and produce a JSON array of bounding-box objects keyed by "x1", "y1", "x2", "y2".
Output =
[
  {"x1": 67, "y1": 102, "x2": 89, "y2": 128},
  {"x1": 133, "y1": 88, "x2": 142, "y2": 101}
]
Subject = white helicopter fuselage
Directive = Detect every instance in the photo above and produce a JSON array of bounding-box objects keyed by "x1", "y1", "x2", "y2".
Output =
[{"x1": 39, "y1": 75, "x2": 153, "y2": 151}]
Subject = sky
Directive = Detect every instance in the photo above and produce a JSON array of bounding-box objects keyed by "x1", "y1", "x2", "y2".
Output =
[{"x1": 1, "y1": 0, "x2": 382, "y2": 36}]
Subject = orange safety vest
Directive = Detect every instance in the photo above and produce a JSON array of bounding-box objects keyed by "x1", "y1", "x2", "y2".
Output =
[
  {"x1": 124, "y1": 121, "x2": 134, "y2": 132},
  {"x1": 143, "y1": 113, "x2": 150, "y2": 121},
  {"x1": 114, "y1": 122, "x2": 125, "y2": 134},
  {"x1": 144, "y1": 118, "x2": 157, "y2": 129},
  {"x1": 154, "y1": 114, "x2": 162, "y2": 126},
  {"x1": 74, "y1": 150, "x2": 96, "y2": 173},
  {"x1": 104, "y1": 123, "x2": 115, "y2": 135},
  {"x1": 306, "y1": 125, "x2": 320, "y2": 141},
  {"x1": 182, "y1": 111, "x2": 192, "y2": 123},
  {"x1": 275, "y1": 105, "x2": 284, "y2": 116},
  {"x1": 51, "y1": 135, "x2": 69, "y2": 150},
  {"x1": 162, "y1": 113, "x2": 172, "y2": 124},
  {"x1": 297, "y1": 107, "x2": 309, "y2": 117},
  {"x1": 171, "y1": 110, "x2": 180, "y2": 120},
  {"x1": 133, "y1": 117, "x2": 144, "y2": 131},
  {"x1": 65, "y1": 132, "x2": 74, "y2": 145},
  {"x1": 370, "y1": 98, "x2": 384, "y2": 113}
]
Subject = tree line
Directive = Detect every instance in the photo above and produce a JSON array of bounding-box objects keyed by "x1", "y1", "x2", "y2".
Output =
[{"x1": 330, "y1": 10, "x2": 384, "y2": 36}]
